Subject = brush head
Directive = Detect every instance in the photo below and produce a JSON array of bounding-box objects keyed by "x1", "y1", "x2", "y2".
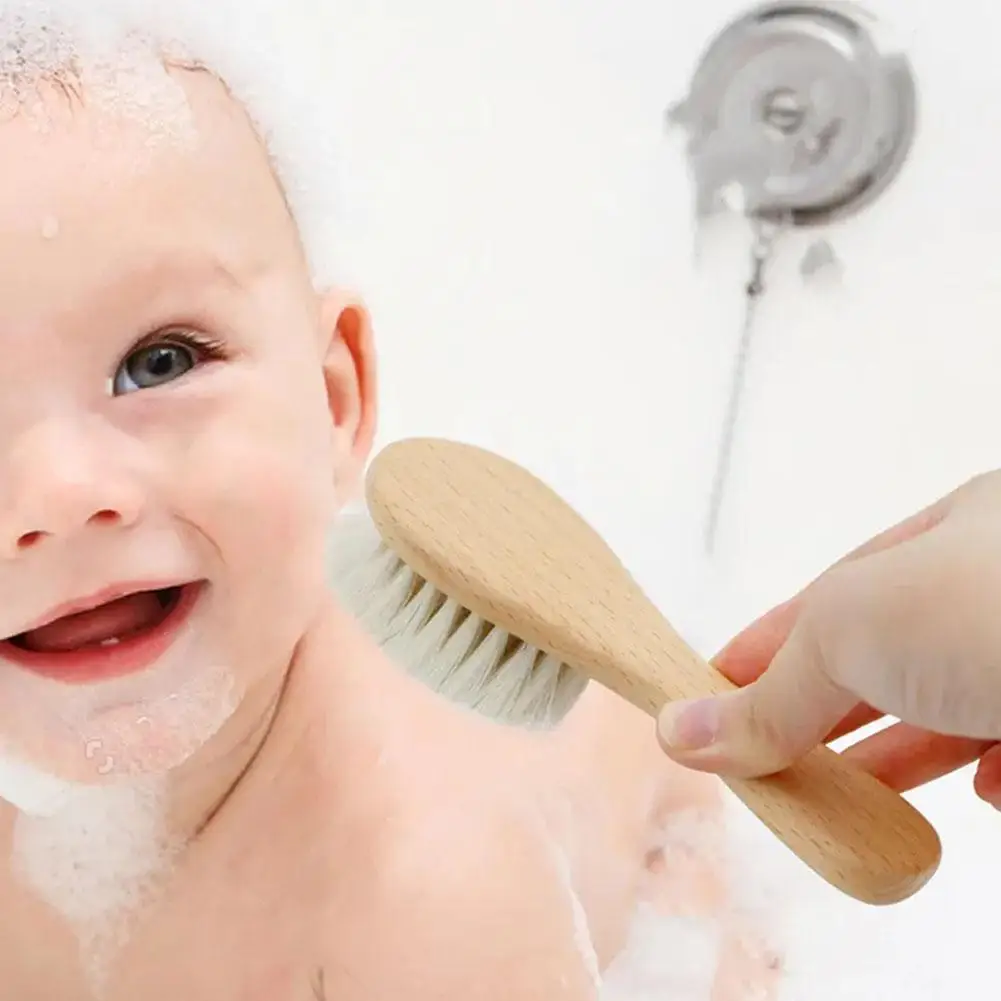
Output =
[{"x1": 327, "y1": 512, "x2": 588, "y2": 727}]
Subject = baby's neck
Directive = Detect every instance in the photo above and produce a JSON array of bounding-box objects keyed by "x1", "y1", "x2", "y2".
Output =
[
  {"x1": 165, "y1": 664, "x2": 289, "y2": 842},
  {"x1": 128, "y1": 597, "x2": 335, "y2": 844}
]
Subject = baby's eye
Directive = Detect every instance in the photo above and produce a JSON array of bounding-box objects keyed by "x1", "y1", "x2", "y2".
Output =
[{"x1": 112, "y1": 331, "x2": 226, "y2": 396}]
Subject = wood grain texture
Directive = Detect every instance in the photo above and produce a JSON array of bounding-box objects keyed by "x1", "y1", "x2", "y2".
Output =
[{"x1": 366, "y1": 437, "x2": 942, "y2": 905}]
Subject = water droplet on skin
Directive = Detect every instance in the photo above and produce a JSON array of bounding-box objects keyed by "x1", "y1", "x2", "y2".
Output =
[{"x1": 41, "y1": 216, "x2": 60, "y2": 240}]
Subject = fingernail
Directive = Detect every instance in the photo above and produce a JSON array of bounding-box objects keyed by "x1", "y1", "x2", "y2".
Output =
[{"x1": 658, "y1": 698, "x2": 720, "y2": 751}]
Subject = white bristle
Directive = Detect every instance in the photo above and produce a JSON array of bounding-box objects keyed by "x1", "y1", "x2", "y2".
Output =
[{"x1": 327, "y1": 513, "x2": 589, "y2": 728}]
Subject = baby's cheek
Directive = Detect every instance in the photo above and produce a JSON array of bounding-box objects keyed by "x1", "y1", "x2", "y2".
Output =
[
  {"x1": 209, "y1": 408, "x2": 335, "y2": 549},
  {"x1": 187, "y1": 423, "x2": 336, "y2": 631},
  {"x1": 244, "y1": 471, "x2": 333, "y2": 607},
  {"x1": 253, "y1": 466, "x2": 330, "y2": 548}
]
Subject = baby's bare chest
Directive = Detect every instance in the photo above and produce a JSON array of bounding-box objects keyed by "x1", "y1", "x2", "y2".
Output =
[
  {"x1": 0, "y1": 805, "x2": 405, "y2": 1001},
  {"x1": 1, "y1": 871, "x2": 400, "y2": 1001},
  {"x1": 114, "y1": 821, "x2": 403, "y2": 1001}
]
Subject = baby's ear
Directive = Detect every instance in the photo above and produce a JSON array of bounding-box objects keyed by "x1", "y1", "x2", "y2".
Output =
[{"x1": 317, "y1": 289, "x2": 378, "y2": 501}]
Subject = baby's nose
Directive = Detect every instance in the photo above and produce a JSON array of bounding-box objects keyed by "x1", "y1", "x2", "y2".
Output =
[{"x1": 0, "y1": 418, "x2": 144, "y2": 558}]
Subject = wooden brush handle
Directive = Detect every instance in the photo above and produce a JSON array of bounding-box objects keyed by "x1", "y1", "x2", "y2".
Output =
[{"x1": 586, "y1": 629, "x2": 941, "y2": 906}]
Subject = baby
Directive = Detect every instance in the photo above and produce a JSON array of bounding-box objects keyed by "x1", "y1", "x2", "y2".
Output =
[{"x1": 0, "y1": 4, "x2": 782, "y2": 999}]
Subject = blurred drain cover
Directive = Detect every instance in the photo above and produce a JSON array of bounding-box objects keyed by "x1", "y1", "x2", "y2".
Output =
[{"x1": 668, "y1": 1, "x2": 917, "y2": 227}]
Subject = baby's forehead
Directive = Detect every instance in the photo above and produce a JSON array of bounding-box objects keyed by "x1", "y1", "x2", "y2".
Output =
[{"x1": 0, "y1": 71, "x2": 304, "y2": 337}]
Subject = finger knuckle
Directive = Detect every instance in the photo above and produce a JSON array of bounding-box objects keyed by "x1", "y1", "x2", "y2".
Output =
[
  {"x1": 741, "y1": 696, "x2": 798, "y2": 768},
  {"x1": 793, "y1": 579, "x2": 844, "y2": 679},
  {"x1": 803, "y1": 562, "x2": 901, "y2": 692}
]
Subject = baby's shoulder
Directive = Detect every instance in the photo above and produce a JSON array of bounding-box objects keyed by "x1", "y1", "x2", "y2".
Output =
[
  {"x1": 313, "y1": 783, "x2": 598, "y2": 1001},
  {"x1": 291, "y1": 712, "x2": 595, "y2": 998},
  {"x1": 282, "y1": 682, "x2": 547, "y2": 888},
  {"x1": 342, "y1": 726, "x2": 551, "y2": 899}
]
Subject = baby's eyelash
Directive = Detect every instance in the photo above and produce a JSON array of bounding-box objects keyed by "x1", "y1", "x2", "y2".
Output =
[{"x1": 132, "y1": 327, "x2": 230, "y2": 360}]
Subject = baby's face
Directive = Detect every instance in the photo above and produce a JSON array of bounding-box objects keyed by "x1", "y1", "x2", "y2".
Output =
[{"x1": 0, "y1": 70, "x2": 373, "y2": 802}]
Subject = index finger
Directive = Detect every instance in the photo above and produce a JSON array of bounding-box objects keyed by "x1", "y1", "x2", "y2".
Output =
[
  {"x1": 712, "y1": 495, "x2": 954, "y2": 745},
  {"x1": 841, "y1": 722, "x2": 995, "y2": 792},
  {"x1": 714, "y1": 494, "x2": 953, "y2": 687},
  {"x1": 711, "y1": 597, "x2": 885, "y2": 741}
]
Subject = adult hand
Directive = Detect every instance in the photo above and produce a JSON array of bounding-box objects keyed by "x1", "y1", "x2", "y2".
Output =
[{"x1": 657, "y1": 473, "x2": 1001, "y2": 809}]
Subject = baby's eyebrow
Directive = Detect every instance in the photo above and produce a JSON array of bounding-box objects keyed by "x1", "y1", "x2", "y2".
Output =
[
  {"x1": 180, "y1": 252, "x2": 244, "y2": 293},
  {"x1": 156, "y1": 249, "x2": 244, "y2": 288},
  {"x1": 107, "y1": 247, "x2": 248, "y2": 300}
]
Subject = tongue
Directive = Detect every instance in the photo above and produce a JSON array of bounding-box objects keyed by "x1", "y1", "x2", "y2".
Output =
[{"x1": 16, "y1": 593, "x2": 166, "y2": 653}]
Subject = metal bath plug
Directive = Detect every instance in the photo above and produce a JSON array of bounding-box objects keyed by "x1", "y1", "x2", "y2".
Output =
[{"x1": 666, "y1": 1, "x2": 917, "y2": 552}]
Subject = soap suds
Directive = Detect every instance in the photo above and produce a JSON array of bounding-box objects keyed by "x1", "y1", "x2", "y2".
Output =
[
  {"x1": 550, "y1": 842, "x2": 602, "y2": 992},
  {"x1": 0, "y1": 653, "x2": 239, "y2": 984},
  {"x1": 0, "y1": 746, "x2": 82, "y2": 816},
  {"x1": 70, "y1": 664, "x2": 240, "y2": 780},
  {"x1": 0, "y1": 7, "x2": 195, "y2": 149},
  {"x1": 602, "y1": 904, "x2": 722, "y2": 1001},
  {"x1": 12, "y1": 778, "x2": 178, "y2": 992},
  {"x1": 601, "y1": 802, "x2": 792, "y2": 1001}
]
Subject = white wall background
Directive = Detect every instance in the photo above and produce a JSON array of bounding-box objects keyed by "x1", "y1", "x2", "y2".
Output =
[{"x1": 314, "y1": 1, "x2": 999, "y2": 996}]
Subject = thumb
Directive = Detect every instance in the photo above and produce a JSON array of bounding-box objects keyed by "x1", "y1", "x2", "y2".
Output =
[{"x1": 657, "y1": 621, "x2": 858, "y2": 777}]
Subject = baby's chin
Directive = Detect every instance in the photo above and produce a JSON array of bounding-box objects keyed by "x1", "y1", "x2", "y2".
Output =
[{"x1": 0, "y1": 666, "x2": 240, "y2": 817}]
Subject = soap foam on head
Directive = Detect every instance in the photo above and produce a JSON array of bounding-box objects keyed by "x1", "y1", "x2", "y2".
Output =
[{"x1": 0, "y1": 0, "x2": 343, "y2": 286}]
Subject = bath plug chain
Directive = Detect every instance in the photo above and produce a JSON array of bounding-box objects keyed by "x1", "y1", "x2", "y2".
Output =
[{"x1": 704, "y1": 221, "x2": 779, "y2": 553}]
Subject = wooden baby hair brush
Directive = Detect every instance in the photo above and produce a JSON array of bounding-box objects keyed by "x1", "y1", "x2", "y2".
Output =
[{"x1": 329, "y1": 436, "x2": 942, "y2": 906}]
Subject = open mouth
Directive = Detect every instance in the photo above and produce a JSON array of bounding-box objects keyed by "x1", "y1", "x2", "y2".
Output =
[
  {"x1": 9, "y1": 586, "x2": 182, "y2": 653},
  {"x1": 1, "y1": 582, "x2": 204, "y2": 683}
]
